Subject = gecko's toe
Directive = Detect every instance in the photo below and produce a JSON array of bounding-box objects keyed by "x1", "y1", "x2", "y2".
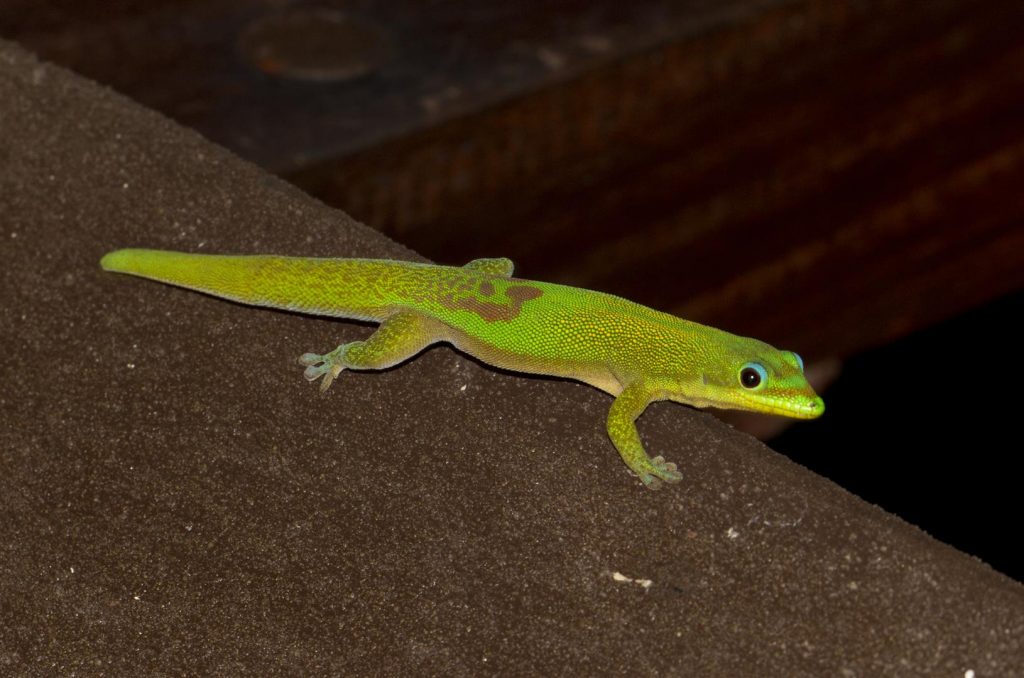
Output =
[
  {"x1": 299, "y1": 351, "x2": 343, "y2": 391},
  {"x1": 299, "y1": 352, "x2": 324, "y2": 366},
  {"x1": 651, "y1": 455, "x2": 683, "y2": 484},
  {"x1": 641, "y1": 474, "x2": 664, "y2": 490},
  {"x1": 319, "y1": 367, "x2": 342, "y2": 392},
  {"x1": 633, "y1": 456, "x2": 682, "y2": 490},
  {"x1": 303, "y1": 363, "x2": 327, "y2": 381},
  {"x1": 302, "y1": 363, "x2": 341, "y2": 392}
]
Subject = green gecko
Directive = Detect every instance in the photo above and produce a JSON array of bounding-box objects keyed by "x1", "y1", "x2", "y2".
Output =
[{"x1": 100, "y1": 249, "x2": 824, "y2": 489}]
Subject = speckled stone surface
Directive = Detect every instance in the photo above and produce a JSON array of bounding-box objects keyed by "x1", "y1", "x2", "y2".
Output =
[{"x1": 1, "y1": 40, "x2": 1021, "y2": 676}]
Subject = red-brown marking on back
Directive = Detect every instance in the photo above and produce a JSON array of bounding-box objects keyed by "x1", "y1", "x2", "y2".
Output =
[{"x1": 440, "y1": 283, "x2": 544, "y2": 322}]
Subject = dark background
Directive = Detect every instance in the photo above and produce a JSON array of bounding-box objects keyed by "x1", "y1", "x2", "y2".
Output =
[
  {"x1": 773, "y1": 289, "x2": 1021, "y2": 581},
  {"x1": 4, "y1": 0, "x2": 1022, "y2": 581}
]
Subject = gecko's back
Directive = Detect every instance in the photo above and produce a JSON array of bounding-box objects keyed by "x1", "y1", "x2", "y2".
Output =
[
  {"x1": 100, "y1": 248, "x2": 707, "y2": 386},
  {"x1": 103, "y1": 249, "x2": 712, "y2": 376}
]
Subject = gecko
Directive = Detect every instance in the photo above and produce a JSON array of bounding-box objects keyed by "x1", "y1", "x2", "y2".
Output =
[{"x1": 100, "y1": 249, "x2": 824, "y2": 489}]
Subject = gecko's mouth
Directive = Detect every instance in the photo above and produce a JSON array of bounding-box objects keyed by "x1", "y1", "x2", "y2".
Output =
[{"x1": 729, "y1": 393, "x2": 825, "y2": 419}]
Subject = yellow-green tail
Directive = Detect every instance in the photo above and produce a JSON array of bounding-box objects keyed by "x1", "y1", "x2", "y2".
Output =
[{"x1": 100, "y1": 248, "x2": 402, "y2": 320}]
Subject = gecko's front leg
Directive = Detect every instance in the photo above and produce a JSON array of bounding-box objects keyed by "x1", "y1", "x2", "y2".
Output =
[
  {"x1": 607, "y1": 381, "x2": 683, "y2": 489},
  {"x1": 300, "y1": 310, "x2": 442, "y2": 391}
]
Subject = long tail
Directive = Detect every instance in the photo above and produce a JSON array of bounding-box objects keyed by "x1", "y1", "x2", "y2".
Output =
[{"x1": 100, "y1": 248, "x2": 408, "y2": 320}]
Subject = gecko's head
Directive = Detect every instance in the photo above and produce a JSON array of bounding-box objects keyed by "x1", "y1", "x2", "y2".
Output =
[{"x1": 696, "y1": 342, "x2": 824, "y2": 419}]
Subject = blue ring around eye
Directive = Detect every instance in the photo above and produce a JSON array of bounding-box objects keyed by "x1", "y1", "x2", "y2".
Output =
[{"x1": 739, "y1": 362, "x2": 768, "y2": 389}]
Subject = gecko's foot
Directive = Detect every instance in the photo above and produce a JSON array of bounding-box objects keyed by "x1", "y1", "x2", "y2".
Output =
[
  {"x1": 636, "y1": 455, "x2": 682, "y2": 490},
  {"x1": 299, "y1": 348, "x2": 346, "y2": 392}
]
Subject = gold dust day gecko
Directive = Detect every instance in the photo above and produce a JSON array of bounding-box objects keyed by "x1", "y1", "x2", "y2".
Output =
[{"x1": 100, "y1": 249, "x2": 824, "y2": 489}]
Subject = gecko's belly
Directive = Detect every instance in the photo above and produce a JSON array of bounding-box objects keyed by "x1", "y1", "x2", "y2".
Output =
[{"x1": 442, "y1": 321, "x2": 624, "y2": 396}]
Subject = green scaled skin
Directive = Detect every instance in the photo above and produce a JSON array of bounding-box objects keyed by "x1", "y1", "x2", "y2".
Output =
[{"x1": 100, "y1": 249, "x2": 824, "y2": 489}]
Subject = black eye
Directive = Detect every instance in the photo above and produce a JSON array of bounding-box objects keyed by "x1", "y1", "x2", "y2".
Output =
[
  {"x1": 739, "y1": 363, "x2": 767, "y2": 389},
  {"x1": 740, "y1": 368, "x2": 760, "y2": 388}
]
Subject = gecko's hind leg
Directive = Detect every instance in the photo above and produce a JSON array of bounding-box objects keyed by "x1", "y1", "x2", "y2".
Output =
[{"x1": 299, "y1": 310, "x2": 444, "y2": 392}]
